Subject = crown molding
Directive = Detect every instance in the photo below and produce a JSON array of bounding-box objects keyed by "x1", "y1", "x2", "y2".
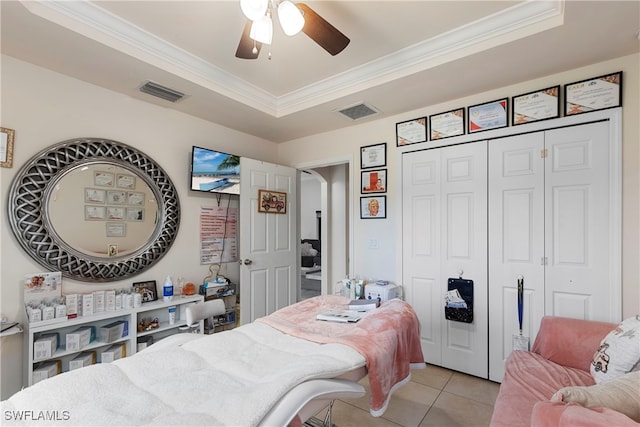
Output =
[
  {"x1": 21, "y1": 0, "x2": 563, "y2": 118},
  {"x1": 277, "y1": 0, "x2": 564, "y2": 115}
]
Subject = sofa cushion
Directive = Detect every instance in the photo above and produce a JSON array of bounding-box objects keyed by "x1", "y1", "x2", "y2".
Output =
[
  {"x1": 531, "y1": 401, "x2": 640, "y2": 427},
  {"x1": 490, "y1": 350, "x2": 594, "y2": 427},
  {"x1": 590, "y1": 315, "x2": 640, "y2": 383},
  {"x1": 531, "y1": 316, "x2": 616, "y2": 372},
  {"x1": 551, "y1": 371, "x2": 640, "y2": 422}
]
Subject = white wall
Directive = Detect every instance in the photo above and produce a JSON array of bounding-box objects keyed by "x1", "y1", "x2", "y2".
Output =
[
  {"x1": 279, "y1": 53, "x2": 640, "y2": 320},
  {"x1": 0, "y1": 55, "x2": 279, "y2": 399},
  {"x1": 300, "y1": 175, "x2": 320, "y2": 239},
  {"x1": 314, "y1": 164, "x2": 349, "y2": 290}
]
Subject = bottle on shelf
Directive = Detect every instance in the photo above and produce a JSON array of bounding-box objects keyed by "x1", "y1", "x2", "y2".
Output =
[{"x1": 163, "y1": 276, "x2": 174, "y2": 302}]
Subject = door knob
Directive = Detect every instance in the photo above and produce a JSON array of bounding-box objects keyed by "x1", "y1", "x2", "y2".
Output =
[{"x1": 243, "y1": 259, "x2": 253, "y2": 265}]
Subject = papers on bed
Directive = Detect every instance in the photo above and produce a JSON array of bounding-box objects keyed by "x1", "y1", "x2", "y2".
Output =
[
  {"x1": 317, "y1": 299, "x2": 380, "y2": 322},
  {"x1": 316, "y1": 310, "x2": 365, "y2": 323},
  {"x1": 348, "y1": 299, "x2": 379, "y2": 311}
]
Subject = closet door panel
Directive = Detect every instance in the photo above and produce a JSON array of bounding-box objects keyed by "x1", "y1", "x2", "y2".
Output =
[
  {"x1": 488, "y1": 132, "x2": 545, "y2": 382},
  {"x1": 402, "y1": 152, "x2": 442, "y2": 364},
  {"x1": 545, "y1": 122, "x2": 613, "y2": 321},
  {"x1": 440, "y1": 143, "x2": 488, "y2": 377}
]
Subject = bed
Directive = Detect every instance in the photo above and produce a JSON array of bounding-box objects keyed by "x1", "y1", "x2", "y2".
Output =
[{"x1": 1, "y1": 295, "x2": 424, "y2": 426}]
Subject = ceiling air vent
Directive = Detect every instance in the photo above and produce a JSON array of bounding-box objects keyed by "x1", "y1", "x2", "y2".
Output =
[
  {"x1": 139, "y1": 81, "x2": 185, "y2": 103},
  {"x1": 335, "y1": 102, "x2": 380, "y2": 121}
]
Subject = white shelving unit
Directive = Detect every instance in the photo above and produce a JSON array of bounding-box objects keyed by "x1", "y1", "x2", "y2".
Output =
[{"x1": 25, "y1": 295, "x2": 203, "y2": 386}]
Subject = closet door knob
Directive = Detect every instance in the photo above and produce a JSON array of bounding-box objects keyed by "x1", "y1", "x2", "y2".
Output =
[{"x1": 243, "y1": 259, "x2": 253, "y2": 265}]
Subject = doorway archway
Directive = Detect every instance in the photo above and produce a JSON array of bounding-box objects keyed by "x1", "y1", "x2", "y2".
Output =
[{"x1": 297, "y1": 159, "x2": 352, "y2": 299}]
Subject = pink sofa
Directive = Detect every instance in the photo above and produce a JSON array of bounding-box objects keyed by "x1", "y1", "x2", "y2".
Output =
[{"x1": 490, "y1": 316, "x2": 638, "y2": 427}]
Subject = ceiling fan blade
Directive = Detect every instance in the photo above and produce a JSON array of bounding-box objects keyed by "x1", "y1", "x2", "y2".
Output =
[
  {"x1": 235, "y1": 19, "x2": 261, "y2": 59},
  {"x1": 297, "y1": 3, "x2": 350, "y2": 56}
]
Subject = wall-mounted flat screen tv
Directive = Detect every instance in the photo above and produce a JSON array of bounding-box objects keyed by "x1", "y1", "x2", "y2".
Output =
[{"x1": 190, "y1": 146, "x2": 240, "y2": 195}]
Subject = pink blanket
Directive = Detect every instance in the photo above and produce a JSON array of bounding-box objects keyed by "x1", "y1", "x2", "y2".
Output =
[{"x1": 257, "y1": 295, "x2": 425, "y2": 416}]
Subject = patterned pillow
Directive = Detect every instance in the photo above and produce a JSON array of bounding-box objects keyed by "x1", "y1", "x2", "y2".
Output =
[
  {"x1": 551, "y1": 371, "x2": 640, "y2": 422},
  {"x1": 590, "y1": 315, "x2": 640, "y2": 383}
]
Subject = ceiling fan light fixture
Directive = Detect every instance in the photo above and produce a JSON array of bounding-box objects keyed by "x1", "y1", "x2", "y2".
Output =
[
  {"x1": 250, "y1": 13, "x2": 273, "y2": 45},
  {"x1": 278, "y1": 1, "x2": 304, "y2": 36},
  {"x1": 240, "y1": 0, "x2": 268, "y2": 21}
]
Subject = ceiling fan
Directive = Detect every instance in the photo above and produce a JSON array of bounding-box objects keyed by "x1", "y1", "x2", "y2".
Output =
[{"x1": 235, "y1": 0, "x2": 350, "y2": 59}]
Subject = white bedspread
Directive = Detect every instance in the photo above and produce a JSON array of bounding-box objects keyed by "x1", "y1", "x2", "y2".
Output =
[{"x1": 2, "y1": 322, "x2": 365, "y2": 426}]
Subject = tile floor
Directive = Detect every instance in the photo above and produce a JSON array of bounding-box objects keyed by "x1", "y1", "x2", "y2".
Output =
[{"x1": 311, "y1": 364, "x2": 501, "y2": 427}]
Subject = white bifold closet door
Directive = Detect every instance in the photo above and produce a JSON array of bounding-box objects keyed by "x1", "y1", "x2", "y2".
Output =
[
  {"x1": 488, "y1": 121, "x2": 614, "y2": 382},
  {"x1": 402, "y1": 141, "x2": 488, "y2": 378}
]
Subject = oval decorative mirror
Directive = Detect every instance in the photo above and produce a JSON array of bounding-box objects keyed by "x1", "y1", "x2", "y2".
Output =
[{"x1": 8, "y1": 138, "x2": 180, "y2": 282}]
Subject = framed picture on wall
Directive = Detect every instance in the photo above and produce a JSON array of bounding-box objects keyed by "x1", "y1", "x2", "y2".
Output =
[
  {"x1": 85, "y1": 188, "x2": 106, "y2": 204},
  {"x1": 85, "y1": 205, "x2": 106, "y2": 221},
  {"x1": 565, "y1": 71, "x2": 622, "y2": 116},
  {"x1": 429, "y1": 108, "x2": 465, "y2": 140},
  {"x1": 396, "y1": 117, "x2": 427, "y2": 146},
  {"x1": 258, "y1": 189, "x2": 287, "y2": 214},
  {"x1": 361, "y1": 169, "x2": 386, "y2": 194},
  {"x1": 468, "y1": 98, "x2": 508, "y2": 133},
  {"x1": 0, "y1": 127, "x2": 15, "y2": 168},
  {"x1": 360, "y1": 143, "x2": 386, "y2": 169},
  {"x1": 512, "y1": 85, "x2": 560, "y2": 125},
  {"x1": 360, "y1": 196, "x2": 386, "y2": 219}
]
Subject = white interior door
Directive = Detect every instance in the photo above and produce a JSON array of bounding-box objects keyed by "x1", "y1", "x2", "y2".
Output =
[
  {"x1": 544, "y1": 122, "x2": 614, "y2": 321},
  {"x1": 488, "y1": 132, "x2": 545, "y2": 382},
  {"x1": 239, "y1": 158, "x2": 297, "y2": 324},
  {"x1": 402, "y1": 141, "x2": 488, "y2": 377}
]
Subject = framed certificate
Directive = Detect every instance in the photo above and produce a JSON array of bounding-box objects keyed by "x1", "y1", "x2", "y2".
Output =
[
  {"x1": 126, "y1": 207, "x2": 144, "y2": 221},
  {"x1": 85, "y1": 205, "x2": 106, "y2": 221},
  {"x1": 360, "y1": 143, "x2": 386, "y2": 169},
  {"x1": 429, "y1": 108, "x2": 465, "y2": 140},
  {"x1": 106, "y1": 222, "x2": 126, "y2": 237},
  {"x1": 468, "y1": 98, "x2": 509, "y2": 133},
  {"x1": 565, "y1": 71, "x2": 622, "y2": 116},
  {"x1": 116, "y1": 173, "x2": 136, "y2": 189},
  {"x1": 512, "y1": 85, "x2": 560, "y2": 125},
  {"x1": 94, "y1": 171, "x2": 114, "y2": 187},
  {"x1": 85, "y1": 188, "x2": 106, "y2": 204},
  {"x1": 107, "y1": 190, "x2": 127, "y2": 205},
  {"x1": 127, "y1": 191, "x2": 145, "y2": 206},
  {"x1": 396, "y1": 117, "x2": 427, "y2": 146}
]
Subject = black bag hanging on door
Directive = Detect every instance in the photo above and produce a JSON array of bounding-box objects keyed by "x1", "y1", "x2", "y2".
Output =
[{"x1": 445, "y1": 278, "x2": 474, "y2": 323}]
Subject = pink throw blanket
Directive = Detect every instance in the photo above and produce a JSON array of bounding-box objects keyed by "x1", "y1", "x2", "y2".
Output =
[{"x1": 257, "y1": 295, "x2": 425, "y2": 416}]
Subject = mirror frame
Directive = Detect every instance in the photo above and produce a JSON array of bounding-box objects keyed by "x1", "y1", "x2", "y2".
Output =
[{"x1": 8, "y1": 138, "x2": 180, "y2": 282}]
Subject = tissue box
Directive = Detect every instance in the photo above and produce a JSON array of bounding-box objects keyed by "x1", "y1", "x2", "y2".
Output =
[
  {"x1": 82, "y1": 293, "x2": 94, "y2": 317},
  {"x1": 33, "y1": 360, "x2": 61, "y2": 384},
  {"x1": 105, "y1": 290, "x2": 116, "y2": 312},
  {"x1": 68, "y1": 351, "x2": 96, "y2": 371},
  {"x1": 100, "y1": 343, "x2": 126, "y2": 363},
  {"x1": 364, "y1": 283, "x2": 398, "y2": 302},
  {"x1": 93, "y1": 290, "x2": 105, "y2": 313},
  {"x1": 66, "y1": 326, "x2": 95, "y2": 351},
  {"x1": 34, "y1": 333, "x2": 59, "y2": 361},
  {"x1": 99, "y1": 320, "x2": 128, "y2": 343}
]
